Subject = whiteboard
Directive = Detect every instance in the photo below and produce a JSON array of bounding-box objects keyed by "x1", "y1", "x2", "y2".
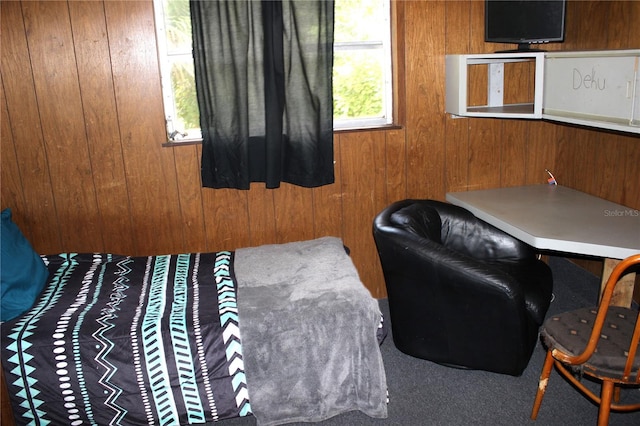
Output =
[{"x1": 543, "y1": 52, "x2": 639, "y2": 124}]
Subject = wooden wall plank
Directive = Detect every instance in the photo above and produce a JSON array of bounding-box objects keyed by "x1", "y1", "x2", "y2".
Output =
[
  {"x1": 384, "y1": 129, "x2": 407, "y2": 204},
  {"x1": 202, "y1": 188, "x2": 251, "y2": 251},
  {"x1": 445, "y1": 0, "x2": 470, "y2": 54},
  {"x1": 524, "y1": 121, "x2": 558, "y2": 185},
  {"x1": 553, "y1": 125, "x2": 575, "y2": 187},
  {"x1": 405, "y1": 0, "x2": 446, "y2": 200},
  {"x1": 104, "y1": 0, "x2": 183, "y2": 255},
  {"x1": 567, "y1": 0, "x2": 611, "y2": 50},
  {"x1": 499, "y1": 120, "x2": 528, "y2": 187},
  {"x1": 22, "y1": 1, "x2": 102, "y2": 252},
  {"x1": 562, "y1": 0, "x2": 583, "y2": 50},
  {"x1": 311, "y1": 135, "x2": 344, "y2": 239},
  {"x1": 0, "y1": 82, "x2": 27, "y2": 221},
  {"x1": 622, "y1": 136, "x2": 640, "y2": 209},
  {"x1": 273, "y1": 184, "x2": 315, "y2": 244},
  {"x1": 173, "y1": 145, "x2": 208, "y2": 252},
  {"x1": 605, "y1": 1, "x2": 632, "y2": 50},
  {"x1": 467, "y1": 119, "x2": 502, "y2": 190},
  {"x1": 572, "y1": 130, "x2": 600, "y2": 195},
  {"x1": 627, "y1": 0, "x2": 640, "y2": 47},
  {"x1": 0, "y1": 1, "x2": 60, "y2": 253},
  {"x1": 594, "y1": 135, "x2": 626, "y2": 202},
  {"x1": 246, "y1": 184, "x2": 277, "y2": 248},
  {"x1": 69, "y1": 0, "x2": 135, "y2": 254},
  {"x1": 340, "y1": 131, "x2": 387, "y2": 298},
  {"x1": 444, "y1": 116, "x2": 470, "y2": 193}
]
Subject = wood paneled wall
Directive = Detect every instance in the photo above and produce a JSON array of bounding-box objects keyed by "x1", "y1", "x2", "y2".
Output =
[{"x1": 1, "y1": 0, "x2": 639, "y2": 300}]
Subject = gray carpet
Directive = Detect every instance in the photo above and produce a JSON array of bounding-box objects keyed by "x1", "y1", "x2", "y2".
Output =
[{"x1": 221, "y1": 256, "x2": 640, "y2": 425}]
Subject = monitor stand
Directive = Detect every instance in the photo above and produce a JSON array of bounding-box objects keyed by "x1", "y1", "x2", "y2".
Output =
[{"x1": 496, "y1": 43, "x2": 547, "y2": 53}]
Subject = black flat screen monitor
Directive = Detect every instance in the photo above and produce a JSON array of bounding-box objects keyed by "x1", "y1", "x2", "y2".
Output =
[{"x1": 485, "y1": 0, "x2": 566, "y2": 52}]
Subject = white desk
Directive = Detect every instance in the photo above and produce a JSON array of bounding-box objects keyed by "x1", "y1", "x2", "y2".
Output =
[{"x1": 446, "y1": 185, "x2": 640, "y2": 305}]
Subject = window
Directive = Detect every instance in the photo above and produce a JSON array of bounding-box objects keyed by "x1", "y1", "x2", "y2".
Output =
[
  {"x1": 154, "y1": 0, "x2": 393, "y2": 142},
  {"x1": 154, "y1": 0, "x2": 200, "y2": 141},
  {"x1": 333, "y1": 0, "x2": 392, "y2": 130}
]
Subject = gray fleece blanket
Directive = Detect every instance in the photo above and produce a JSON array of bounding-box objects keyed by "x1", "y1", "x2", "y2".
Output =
[{"x1": 234, "y1": 237, "x2": 388, "y2": 426}]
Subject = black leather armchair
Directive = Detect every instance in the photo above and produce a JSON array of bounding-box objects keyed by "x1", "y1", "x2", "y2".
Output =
[{"x1": 373, "y1": 199, "x2": 553, "y2": 376}]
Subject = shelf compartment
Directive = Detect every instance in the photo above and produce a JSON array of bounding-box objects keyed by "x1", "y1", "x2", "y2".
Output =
[{"x1": 445, "y1": 52, "x2": 545, "y2": 119}]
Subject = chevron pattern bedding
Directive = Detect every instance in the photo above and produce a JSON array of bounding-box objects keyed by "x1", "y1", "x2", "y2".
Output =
[{"x1": 1, "y1": 251, "x2": 251, "y2": 425}]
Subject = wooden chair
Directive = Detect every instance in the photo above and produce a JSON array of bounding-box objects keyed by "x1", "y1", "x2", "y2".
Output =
[{"x1": 531, "y1": 254, "x2": 640, "y2": 426}]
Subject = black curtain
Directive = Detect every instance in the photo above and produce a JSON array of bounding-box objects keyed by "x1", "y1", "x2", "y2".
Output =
[{"x1": 190, "y1": 0, "x2": 335, "y2": 189}]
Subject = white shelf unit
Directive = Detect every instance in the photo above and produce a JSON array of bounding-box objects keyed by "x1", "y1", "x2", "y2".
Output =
[
  {"x1": 445, "y1": 52, "x2": 545, "y2": 119},
  {"x1": 542, "y1": 50, "x2": 640, "y2": 135},
  {"x1": 445, "y1": 49, "x2": 640, "y2": 135}
]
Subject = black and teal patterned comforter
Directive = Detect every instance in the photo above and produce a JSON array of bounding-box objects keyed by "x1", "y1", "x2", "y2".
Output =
[
  {"x1": 2, "y1": 237, "x2": 388, "y2": 426},
  {"x1": 2, "y1": 251, "x2": 251, "y2": 425}
]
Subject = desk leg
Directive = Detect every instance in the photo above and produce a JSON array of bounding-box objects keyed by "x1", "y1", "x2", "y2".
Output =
[{"x1": 601, "y1": 258, "x2": 636, "y2": 308}]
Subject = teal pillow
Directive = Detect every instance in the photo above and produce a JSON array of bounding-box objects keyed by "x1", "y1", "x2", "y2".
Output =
[{"x1": 1, "y1": 208, "x2": 48, "y2": 321}]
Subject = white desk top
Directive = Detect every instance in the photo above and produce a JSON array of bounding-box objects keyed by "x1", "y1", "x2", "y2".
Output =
[{"x1": 446, "y1": 185, "x2": 640, "y2": 260}]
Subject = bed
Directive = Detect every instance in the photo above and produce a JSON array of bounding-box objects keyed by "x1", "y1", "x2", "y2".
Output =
[{"x1": 1, "y1": 209, "x2": 388, "y2": 425}]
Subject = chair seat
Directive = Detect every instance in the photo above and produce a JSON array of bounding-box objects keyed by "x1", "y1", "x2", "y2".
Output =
[{"x1": 541, "y1": 306, "x2": 640, "y2": 381}]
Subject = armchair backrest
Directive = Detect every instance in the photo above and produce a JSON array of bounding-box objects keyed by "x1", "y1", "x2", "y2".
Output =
[{"x1": 379, "y1": 199, "x2": 537, "y2": 263}]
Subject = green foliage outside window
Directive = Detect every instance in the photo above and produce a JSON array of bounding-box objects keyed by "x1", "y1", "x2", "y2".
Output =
[
  {"x1": 171, "y1": 61, "x2": 200, "y2": 131},
  {"x1": 333, "y1": 0, "x2": 386, "y2": 119},
  {"x1": 333, "y1": 51, "x2": 384, "y2": 119},
  {"x1": 163, "y1": 0, "x2": 199, "y2": 131}
]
